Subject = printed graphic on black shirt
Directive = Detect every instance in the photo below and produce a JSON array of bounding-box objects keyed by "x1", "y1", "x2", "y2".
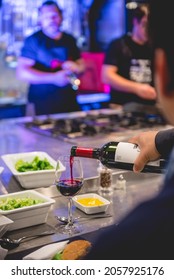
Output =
[{"x1": 130, "y1": 59, "x2": 152, "y2": 83}]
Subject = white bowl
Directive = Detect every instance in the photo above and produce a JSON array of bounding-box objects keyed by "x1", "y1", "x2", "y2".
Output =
[
  {"x1": 0, "y1": 214, "x2": 14, "y2": 237},
  {"x1": 72, "y1": 193, "x2": 110, "y2": 214},
  {"x1": 1, "y1": 151, "x2": 65, "y2": 189},
  {"x1": 0, "y1": 190, "x2": 55, "y2": 230}
]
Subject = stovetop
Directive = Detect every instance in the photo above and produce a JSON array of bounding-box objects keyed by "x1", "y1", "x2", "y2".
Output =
[{"x1": 23, "y1": 107, "x2": 167, "y2": 143}]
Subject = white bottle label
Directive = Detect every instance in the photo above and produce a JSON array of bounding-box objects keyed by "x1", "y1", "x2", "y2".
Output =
[{"x1": 115, "y1": 142, "x2": 160, "y2": 167}]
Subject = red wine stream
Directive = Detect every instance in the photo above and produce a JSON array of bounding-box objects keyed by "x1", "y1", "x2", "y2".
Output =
[
  {"x1": 56, "y1": 156, "x2": 82, "y2": 196},
  {"x1": 70, "y1": 155, "x2": 74, "y2": 183}
]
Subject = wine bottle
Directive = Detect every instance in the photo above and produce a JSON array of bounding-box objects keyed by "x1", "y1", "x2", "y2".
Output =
[{"x1": 70, "y1": 141, "x2": 167, "y2": 174}]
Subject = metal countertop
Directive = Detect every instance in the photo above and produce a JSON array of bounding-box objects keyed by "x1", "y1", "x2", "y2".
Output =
[{"x1": 0, "y1": 110, "x2": 169, "y2": 259}]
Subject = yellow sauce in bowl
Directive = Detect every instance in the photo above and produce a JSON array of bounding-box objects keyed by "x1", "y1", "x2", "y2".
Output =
[{"x1": 77, "y1": 197, "x2": 105, "y2": 207}]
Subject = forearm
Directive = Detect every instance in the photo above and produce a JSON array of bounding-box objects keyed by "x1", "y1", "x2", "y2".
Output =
[
  {"x1": 16, "y1": 66, "x2": 56, "y2": 84},
  {"x1": 104, "y1": 72, "x2": 141, "y2": 93},
  {"x1": 102, "y1": 65, "x2": 156, "y2": 100},
  {"x1": 155, "y1": 128, "x2": 174, "y2": 159},
  {"x1": 102, "y1": 65, "x2": 142, "y2": 93}
]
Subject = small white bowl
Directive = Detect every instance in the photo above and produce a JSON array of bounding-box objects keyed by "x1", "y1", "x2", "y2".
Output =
[
  {"x1": 0, "y1": 190, "x2": 55, "y2": 230},
  {"x1": 1, "y1": 151, "x2": 65, "y2": 189},
  {"x1": 72, "y1": 193, "x2": 110, "y2": 214}
]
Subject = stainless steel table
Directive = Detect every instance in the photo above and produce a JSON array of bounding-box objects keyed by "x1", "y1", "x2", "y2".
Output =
[{"x1": 0, "y1": 110, "x2": 169, "y2": 259}]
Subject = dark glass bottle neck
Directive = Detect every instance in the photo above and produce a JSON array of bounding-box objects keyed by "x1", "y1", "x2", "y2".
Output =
[{"x1": 71, "y1": 146, "x2": 100, "y2": 159}]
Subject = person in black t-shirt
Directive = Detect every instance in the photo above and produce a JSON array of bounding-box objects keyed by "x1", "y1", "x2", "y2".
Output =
[
  {"x1": 102, "y1": 4, "x2": 157, "y2": 108},
  {"x1": 16, "y1": 1, "x2": 85, "y2": 115}
]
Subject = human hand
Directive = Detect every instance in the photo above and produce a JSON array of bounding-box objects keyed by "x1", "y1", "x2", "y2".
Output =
[
  {"x1": 61, "y1": 61, "x2": 79, "y2": 74},
  {"x1": 136, "y1": 84, "x2": 157, "y2": 100},
  {"x1": 53, "y1": 70, "x2": 70, "y2": 86},
  {"x1": 128, "y1": 131, "x2": 161, "y2": 172}
]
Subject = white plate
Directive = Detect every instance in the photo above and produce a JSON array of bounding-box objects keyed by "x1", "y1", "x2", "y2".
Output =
[
  {"x1": 72, "y1": 193, "x2": 110, "y2": 214},
  {"x1": 0, "y1": 167, "x2": 4, "y2": 174},
  {"x1": 23, "y1": 240, "x2": 69, "y2": 260},
  {"x1": 1, "y1": 151, "x2": 65, "y2": 189},
  {"x1": 0, "y1": 214, "x2": 13, "y2": 237}
]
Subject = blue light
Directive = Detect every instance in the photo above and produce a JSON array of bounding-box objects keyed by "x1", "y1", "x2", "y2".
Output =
[{"x1": 77, "y1": 93, "x2": 110, "y2": 104}]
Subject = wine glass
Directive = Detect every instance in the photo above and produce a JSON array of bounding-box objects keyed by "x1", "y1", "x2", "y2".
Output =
[{"x1": 55, "y1": 155, "x2": 83, "y2": 234}]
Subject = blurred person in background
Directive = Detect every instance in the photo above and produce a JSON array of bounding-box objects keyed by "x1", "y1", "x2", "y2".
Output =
[
  {"x1": 102, "y1": 4, "x2": 157, "y2": 109},
  {"x1": 16, "y1": 1, "x2": 85, "y2": 116},
  {"x1": 86, "y1": 0, "x2": 174, "y2": 259}
]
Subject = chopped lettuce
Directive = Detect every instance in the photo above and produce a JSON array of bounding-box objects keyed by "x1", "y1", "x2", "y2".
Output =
[
  {"x1": 0, "y1": 197, "x2": 43, "y2": 211},
  {"x1": 15, "y1": 156, "x2": 54, "y2": 172},
  {"x1": 52, "y1": 251, "x2": 63, "y2": 260}
]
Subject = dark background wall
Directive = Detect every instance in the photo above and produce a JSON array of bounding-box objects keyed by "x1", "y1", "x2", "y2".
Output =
[{"x1": 88, "y1": 0, "x2": 126, "y2": 52}]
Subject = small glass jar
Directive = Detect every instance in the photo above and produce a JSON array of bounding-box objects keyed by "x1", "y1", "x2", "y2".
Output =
[
  {"x1": 98, "y1": 163, "x2": 113, "y2": 195},
  {"x1": 114, "y1": 174, "x2": 126, "y2": 190}
]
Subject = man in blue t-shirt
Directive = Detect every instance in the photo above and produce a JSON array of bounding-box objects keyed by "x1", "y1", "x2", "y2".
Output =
[{"x1": 16, "y1": 1, "x2": 85, "y2": 115}]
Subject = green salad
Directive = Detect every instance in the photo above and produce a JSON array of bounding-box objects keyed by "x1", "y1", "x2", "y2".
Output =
[
  {"x1": 52, "y1": 252, "x2": 63, "y2": 260},
  {"x1": 15, "y1": 156, "x2": 54, "y2": 172},
  {"x1": 0, "y1": 197, "x2": 43, "y2": 211}
]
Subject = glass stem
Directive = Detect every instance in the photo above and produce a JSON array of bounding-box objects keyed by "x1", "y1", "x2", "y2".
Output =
[{"x1": 67, "y1": 197, "x2": 73, "y2": 226}]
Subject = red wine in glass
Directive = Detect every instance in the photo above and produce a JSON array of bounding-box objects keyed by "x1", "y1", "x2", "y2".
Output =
[
  {"x1": 55, "y1": 155, "x2": 83, "y2": 234},
  {"x1": 56, "y1": 179, "x2": 83, "y2": 196},
  {"x1": 56, "y1": 156, "x2": 82, "y2": 196}
]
